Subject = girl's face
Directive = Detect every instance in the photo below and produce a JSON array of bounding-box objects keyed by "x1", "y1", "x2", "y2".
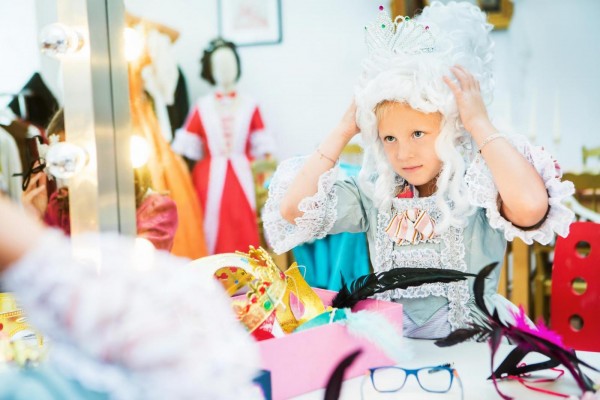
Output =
[{"x1": 377, "y1": 102, "x2": 443, "y2": 197}]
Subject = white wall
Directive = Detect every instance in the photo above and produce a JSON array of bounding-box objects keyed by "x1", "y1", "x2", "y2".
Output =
[
  {"x1": 0, "y1": 0, "x2": 40, "y2": 108},
  {"x1": 125, "y1": 0, "x2": 600, "y2": 170},
  {"x1": 125, "y1": 0, "x2": 371, "y2": 160},
  {"x1": 491, "y1": 0, "x2": 600, "y2": 171},
  {"x1": 3, "y1": 0, "x2": 600, "y2": 170}
]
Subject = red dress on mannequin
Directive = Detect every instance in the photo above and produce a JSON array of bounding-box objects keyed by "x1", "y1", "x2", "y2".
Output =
[{"x1": 177, "y1": 93, "x2": 273, "y2": 254}]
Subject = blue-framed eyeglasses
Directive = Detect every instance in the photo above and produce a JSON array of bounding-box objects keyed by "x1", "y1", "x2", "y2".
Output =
[{"x1": 365, "y1": 364, "x2": 464, "y2": 399}]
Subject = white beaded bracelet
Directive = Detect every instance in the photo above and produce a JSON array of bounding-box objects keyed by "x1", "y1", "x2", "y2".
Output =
[{"x1": 478, "y1": 133, "x2": 506, "y2": 153}]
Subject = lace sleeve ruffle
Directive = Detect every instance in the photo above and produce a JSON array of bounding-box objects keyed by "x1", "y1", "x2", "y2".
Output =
[
  {"x1": 464, "y1": 135, "x2": 575, "y2": 245},
  {"x1": 171, "y1": 128, "x2": 203, "y2": 160},
  {"x1": 262, "y1": 156, "x2": 339, "y2": 254},
  {"x1": 2, "y1": 231, "x2": 261, "y2": 400},
  {"x1": 250, "y1": 129, "x2": 276, "y2": 159}
]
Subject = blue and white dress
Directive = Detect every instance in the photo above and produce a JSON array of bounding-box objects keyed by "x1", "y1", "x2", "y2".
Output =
[{"x1": 263, "y1": 135, "x2": 574, "y2": 339}]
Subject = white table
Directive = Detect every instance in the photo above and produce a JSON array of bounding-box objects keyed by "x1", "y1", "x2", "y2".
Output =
[{"x1": 292, "y1": 338, "x2": 600, "y2": 399}]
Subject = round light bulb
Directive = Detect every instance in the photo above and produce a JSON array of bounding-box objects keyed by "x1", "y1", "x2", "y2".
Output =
[
  {"x1": 45, "y1": 142, "x2": 88, "y2": 179},
  {"x1": 124, "y1": 27, "x2": 144, "y2": 62},
  {"x1": 130, "y1": 135, "x2": 150, "y2": 168},
  {"x1": 39, "y1": 23, "x2": 84, "y2": 57}
]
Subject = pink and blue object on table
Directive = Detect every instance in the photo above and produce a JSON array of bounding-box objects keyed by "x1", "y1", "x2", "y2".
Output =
[{"x1": 257, "y1": 288, "x2": 403, "y2": 400}]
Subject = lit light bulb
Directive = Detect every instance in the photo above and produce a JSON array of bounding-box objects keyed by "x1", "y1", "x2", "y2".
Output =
[
  {"x1": 130, "y1": 135, "x2": 150, "y2": 168},
  {"x1": 39, "y1": 23, "x2": 84, "y2": 57},
  {"x1": 124, "y1": 27, "x2": 144, "y2": 62},
  {"x1": 45, "y1": 142, "x2": 88, "y2": 179}
]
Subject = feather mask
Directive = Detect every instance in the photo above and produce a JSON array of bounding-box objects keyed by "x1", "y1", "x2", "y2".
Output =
[
  {"x1": 435, "y1": 263, "x2": 599, "y2": 399},
  {"x1": 331, "y1": 267, "x2": 476, "y2": 309}
]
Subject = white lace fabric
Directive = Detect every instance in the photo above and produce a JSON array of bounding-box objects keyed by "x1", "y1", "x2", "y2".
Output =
[
  {"x1": 171, "y1": 128, "x2": 203, "y2": 161},
  {"x1": 263, "y1": 156, "x2": 339, "y2": 254},
  {"x1": 249, "y1": 129, "x2": 276, "y2": 159},
  {"x1": 465, "y1": 134, "x2": 575, "y2": 245},
  {"x1": 2, "y1": 231, "x2": 261, "y2": 400},
  {"x1": 374, "y1": 196, "x2": 472, "y2": 331}
]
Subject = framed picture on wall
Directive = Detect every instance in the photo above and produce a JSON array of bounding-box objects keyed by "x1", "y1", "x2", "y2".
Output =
[
  {"x1": 218, "y1": 0, "x2": 282, "y2": 46},
  {"x1": 390, "y1": 0, "x2": 513, "y2": 30}
]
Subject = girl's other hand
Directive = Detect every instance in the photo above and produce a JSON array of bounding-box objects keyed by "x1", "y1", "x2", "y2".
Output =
[
  {"x1": 337, "y1": 100, "x2": 360, "y2": 140},
  {"x1": 22, "y1": 167, "x2": 48, "y2": 219},
  {"x1": 443, "y1": 65, "x2": 492, "y2": 135}
]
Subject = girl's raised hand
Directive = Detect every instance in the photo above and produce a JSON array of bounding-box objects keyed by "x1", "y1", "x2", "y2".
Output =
[
  {"x1": 443, "y1": 65, "x2": 492, "y2": 135},
  {"x1": 337, "y1": 100, "x2": 360, "y2": 140}
]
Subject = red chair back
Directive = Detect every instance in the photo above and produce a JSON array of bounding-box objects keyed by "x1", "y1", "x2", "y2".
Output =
[{"x1": 551, "y1": 221, "x2": 600, "y2": 351}]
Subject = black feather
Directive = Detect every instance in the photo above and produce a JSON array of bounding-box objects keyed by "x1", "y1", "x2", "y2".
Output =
[
  {"x1": 434, "y1": 328, "x2": 483, "y2": 347},
  {"x1": 437, "y1": 260, "x2": 600, "y2": 396},
  {"x1": 324, "y1": 349, "x2": 362, "y2": 400},
  {"x1": 474, "y1": 262, "x2": 498, "y2": 316},
  {"x1": 331, "y1": 268, "x2": 476, "y2": 309}
]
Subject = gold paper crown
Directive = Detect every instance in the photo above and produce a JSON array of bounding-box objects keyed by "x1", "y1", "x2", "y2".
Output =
[
  {"x1": 365, "y1": 5, "x2": 435, "y2": 55},
  {"x1": 194, "y1": 248, "x2": 287, "y2": 333},
  {"x1": 192, "y1": 247, "x2": 326, "y2": 335}
]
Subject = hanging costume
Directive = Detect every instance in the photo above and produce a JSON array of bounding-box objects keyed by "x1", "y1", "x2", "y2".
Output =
[
  {"x1": 44, "y1": 187, "x2": 178, "y2": 251},
  {"x1": 7, "y1": 72, "x2": 59, "y2": 129},
  {"x1": 129, "y1": 27, "x2": 207, "y2": 258},
  {"x1": 0, "y1": 126, "x2": 22, "y2": 202},
  {"x1": 174, "y1": 93, "x2": 274, "y2": 254}
]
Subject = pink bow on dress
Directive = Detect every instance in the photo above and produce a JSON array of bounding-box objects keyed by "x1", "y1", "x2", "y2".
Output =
[{"x1": 385, "y1": 208, "x2": 436, "y2": 245}]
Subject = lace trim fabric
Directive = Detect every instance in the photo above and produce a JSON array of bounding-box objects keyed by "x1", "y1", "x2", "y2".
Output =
[
  {"x1": 171, "y1": 128, "x2": 203, "y2": 161},
  {"x1": 3, "y1": 231, "x2": 261, "y2": 400},
  {"x1": 464, "y1": 135, "x2": 575, "y2": 245},
  {"x1": 263, "y1": 156, "x2": 339, "y2": 254},
  {"x1": 249, "y1": 129, "x2": 275, "y2": 159},
  {"x1": 373, "y1": 196, "x2": 472, "y2": 330}
]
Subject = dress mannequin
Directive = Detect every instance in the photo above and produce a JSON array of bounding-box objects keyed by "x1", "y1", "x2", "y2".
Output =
[{"x1": 173, "y1": 38, "x2": 274, "y2": 255}]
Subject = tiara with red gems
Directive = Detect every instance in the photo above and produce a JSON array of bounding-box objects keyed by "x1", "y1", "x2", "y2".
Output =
[{"x1": 365, "y1": 5, "x2": 435, "y2": 55}]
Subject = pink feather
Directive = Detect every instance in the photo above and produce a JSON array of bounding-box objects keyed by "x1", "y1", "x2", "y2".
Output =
[{"x1": 511, "y1": 305, "x2": 567, "y2": 349}]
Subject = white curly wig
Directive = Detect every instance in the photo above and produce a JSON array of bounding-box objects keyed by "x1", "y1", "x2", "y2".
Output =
[{"x1": 356, "y1": 1, "x2": 494, "y2": 232}]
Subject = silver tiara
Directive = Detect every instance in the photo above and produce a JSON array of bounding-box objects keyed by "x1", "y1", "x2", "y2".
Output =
[{"x1": 365, "y1": 6, "x2": 435, "y2": 55}]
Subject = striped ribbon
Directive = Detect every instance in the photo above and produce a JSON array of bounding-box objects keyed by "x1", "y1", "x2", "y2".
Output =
[{"x1": 385, "y1": 208, "x2": 436, "y2": 245}]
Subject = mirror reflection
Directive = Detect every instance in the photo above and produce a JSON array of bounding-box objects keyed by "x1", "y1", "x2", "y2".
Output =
[{"x1": 2, "y1": 0, "x2": 599, "y2": 261}]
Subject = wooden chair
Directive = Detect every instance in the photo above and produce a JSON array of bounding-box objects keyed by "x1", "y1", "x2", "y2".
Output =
[
  {"x1": 582, "y1": 146, "x2": 600, "y2": 169},
  {"x1": 251, "y1": 157, "x2": 278, "y2": 235},
  {"x1": 550, "y1": 221, "x2": 600, "y2": 351},
  {"x1": 563, "y1": 172, "x2": 600, "y2": 212},
  {"x1": 340, "y1": 142, "x2": 363, "y2": 166},
  {"x1": 251, "y1": 158, "x2": 294, "y2": 270},
  {"x1": 532, "y1": 172, "x2": 600, "y2": 322}
]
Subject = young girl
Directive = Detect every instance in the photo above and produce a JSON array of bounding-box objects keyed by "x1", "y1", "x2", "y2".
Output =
[{"x1": 263, "y1": 2, "x2": 575, "y2": 339}]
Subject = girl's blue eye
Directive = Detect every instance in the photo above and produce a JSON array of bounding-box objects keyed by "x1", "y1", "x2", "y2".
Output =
[
  {"x1": 413, "y1": 131, "x2": 425, "y2": 139},
  {"x1": 383, "y1": 136, "x2": 396, "y2": 143}
]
